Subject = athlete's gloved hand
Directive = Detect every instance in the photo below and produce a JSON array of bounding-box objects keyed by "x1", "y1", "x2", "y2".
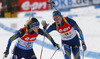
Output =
[
  {"x1": 41, "y1": 20, "x2": 48, "y2": 30},
  {"x1": 4, "y1": 49, "x2": 9, "y2": 58},
  {"x1": 53, "y1": 43, "x2": 60, "y2": 50},
  {"x1": 82, "y1": 41, "x2": 87, "y2": 51}
]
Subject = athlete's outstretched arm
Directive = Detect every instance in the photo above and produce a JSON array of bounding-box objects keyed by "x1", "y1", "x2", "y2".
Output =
[
  {"x1": 46, "y1": 23, "x2": 57, "y2": 33},
  {"x1": 4, "y1": 29, "x2": 24, "y2": 57},
  {"x1": 74, "y1": 24, "x2": 84, "y2": 41},
  {"x1": 74, "y1": 24, "x2": 87, "y2": 51},
  {"x1": 6, "y1": 29, "x2": 24, "y2": 50},
  {"x1": 38, "y1": 29, "x2": 60, "y2": 49}
]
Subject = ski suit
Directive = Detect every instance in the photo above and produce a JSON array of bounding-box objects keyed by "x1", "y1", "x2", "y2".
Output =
[
  {"x1": 6, "y1": 27, "x2": 56, "y2": 59},
  {"x1": 46, "y1": 17, "x2": 84, "y2": 59}
]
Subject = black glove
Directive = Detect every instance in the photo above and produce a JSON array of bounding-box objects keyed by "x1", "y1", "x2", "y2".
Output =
[
  {"x1": 53, "y1": 43, "x2": 60, "y2": 50},
  {"x1": 41, "y1": 20, "x2": 48, "y2": 30},
  {"x1": 4, "y1": 49, "x2": 9, "y2": 58},
  {"x1": 82, "y1": 41, "x2": 87, "y2": 51}
]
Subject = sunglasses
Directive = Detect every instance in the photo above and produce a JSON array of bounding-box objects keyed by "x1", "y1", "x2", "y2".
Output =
[
  {"x1": 29, "y1": 21, "x2": 40, "y2": 28},
  {"x1": 54, "y1": 16, "x2": 60, "y2": 21}
]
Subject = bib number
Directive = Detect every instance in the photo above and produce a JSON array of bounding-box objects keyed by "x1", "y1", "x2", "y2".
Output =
[
  {"x1": 62, "y1": 31, "x2": 71, "y2": 37},
  {"x1": 24, "y1": 42, "x2": 33, "y2": 47}
]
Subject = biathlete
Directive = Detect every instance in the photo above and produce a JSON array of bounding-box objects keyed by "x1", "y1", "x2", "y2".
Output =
[
  {"x1": 3, "y1": 17, "x2": 60, "y2": 59},
  {"x1": 42, "y1": 10, "x2": 87, "y2": 59}
]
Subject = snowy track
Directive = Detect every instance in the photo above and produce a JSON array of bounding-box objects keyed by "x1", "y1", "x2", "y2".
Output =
[{"x1": 0, "y1": 6, "x2": 100, "y2": 59}]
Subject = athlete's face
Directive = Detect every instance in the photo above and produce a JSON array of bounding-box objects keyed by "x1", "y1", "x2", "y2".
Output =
[
  {"x1": 31, "y1": 26, "x2": 39, "y2": 32},
  {"x1": 53, "y1": 15, "x2": 62, "y2": 24}
]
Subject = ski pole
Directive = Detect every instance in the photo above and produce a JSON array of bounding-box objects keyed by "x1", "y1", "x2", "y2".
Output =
[
  {"x1": 47, "y1": 1, "x2": 58, "y2": 10},
  {"x1": 3, "y1": 54, "x2": 5, "y2": 59},
  {"x1": 61, "y1": 46, "x2": 65, "y2": 55},
  {"x1": 40, "y1": 36, "x2": 45, "y2": 59},
  {"x1": 40, "y1": 20, "x2": 49, "y2": 59},
  {"x1": 29, "y1": 6, "x2": 35, "y2": 20},
  {"x1": 82, "y1": 50, "x2": 85, "y2": 59},
  {"x1": 50, "y1": 49, "x2": 58, "y2": 59}
]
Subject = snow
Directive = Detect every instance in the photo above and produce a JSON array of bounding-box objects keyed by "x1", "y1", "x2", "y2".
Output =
[{"x1": 0, "y1": 6, "x2": 100, "y2": 59}]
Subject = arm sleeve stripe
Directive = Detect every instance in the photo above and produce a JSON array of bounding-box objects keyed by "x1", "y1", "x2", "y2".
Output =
[
  {"x1": 10, "y1": 35, "x2": 17, "y2": 43},
  {"x1": 77, "y1": 26, "x2": 82, "y2": 35},
  {"x1": 44, "y1": 32, "x2": 51, "y2": 41}
]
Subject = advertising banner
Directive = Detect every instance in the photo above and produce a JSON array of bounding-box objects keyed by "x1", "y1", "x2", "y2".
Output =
[
  {"x1": 53, "y1": 0, "x2": 90, "y2": 9},
  {"x1": 92, "y1": 0, "x2": 100, "y2": 5},
  {"x1": 18, "y1": 0, "x2": 49, "y2": 11}
]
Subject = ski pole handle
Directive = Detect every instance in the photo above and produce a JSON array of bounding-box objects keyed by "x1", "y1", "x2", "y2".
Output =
[{"x1": 47, "y1": 1, "x2": 58, "y2": 10}]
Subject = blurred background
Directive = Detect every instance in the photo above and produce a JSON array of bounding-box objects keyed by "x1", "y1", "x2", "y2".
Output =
[
  {"x1": 0, "y1": 0, "x2": 100, "y2": 18},
  {"x1": 0, "y1": 0, "x2": 100, "y2": 59}
]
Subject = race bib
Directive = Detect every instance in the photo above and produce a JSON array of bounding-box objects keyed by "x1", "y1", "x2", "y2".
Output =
[
  {"x1": 62, "y1": 31, "x2": 71, "y2": 37},
  {"x1": 24, "y1": 41, "x2": 34, "y2": 47}
]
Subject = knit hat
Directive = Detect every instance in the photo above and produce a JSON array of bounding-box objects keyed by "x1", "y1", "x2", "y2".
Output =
[{"x1": 53, "y1": 10, "x2": 61, "y2": 17}]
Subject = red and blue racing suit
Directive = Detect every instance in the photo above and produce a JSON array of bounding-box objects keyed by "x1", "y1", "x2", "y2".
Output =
[
  {"x1": 6, "y1": 27, "x2": 56, "y2": 59},
  {"x1": 46, "y1": 17, "x2": 84, "y2": 59}
]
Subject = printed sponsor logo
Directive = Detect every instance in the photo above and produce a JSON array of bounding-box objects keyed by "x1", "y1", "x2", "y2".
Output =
[
  {"x1": 59, "y1": 26, "x2": 70, "y2": 33},
  {"x1": 53, "y1": 0, "x2": 90, "y2": 9},
  {"x1": 21, "y1": 1, "x2": 48, "y2": 11},
  {"x1": 25, "y1": 37, "x2": 36, "y2": 41}
]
